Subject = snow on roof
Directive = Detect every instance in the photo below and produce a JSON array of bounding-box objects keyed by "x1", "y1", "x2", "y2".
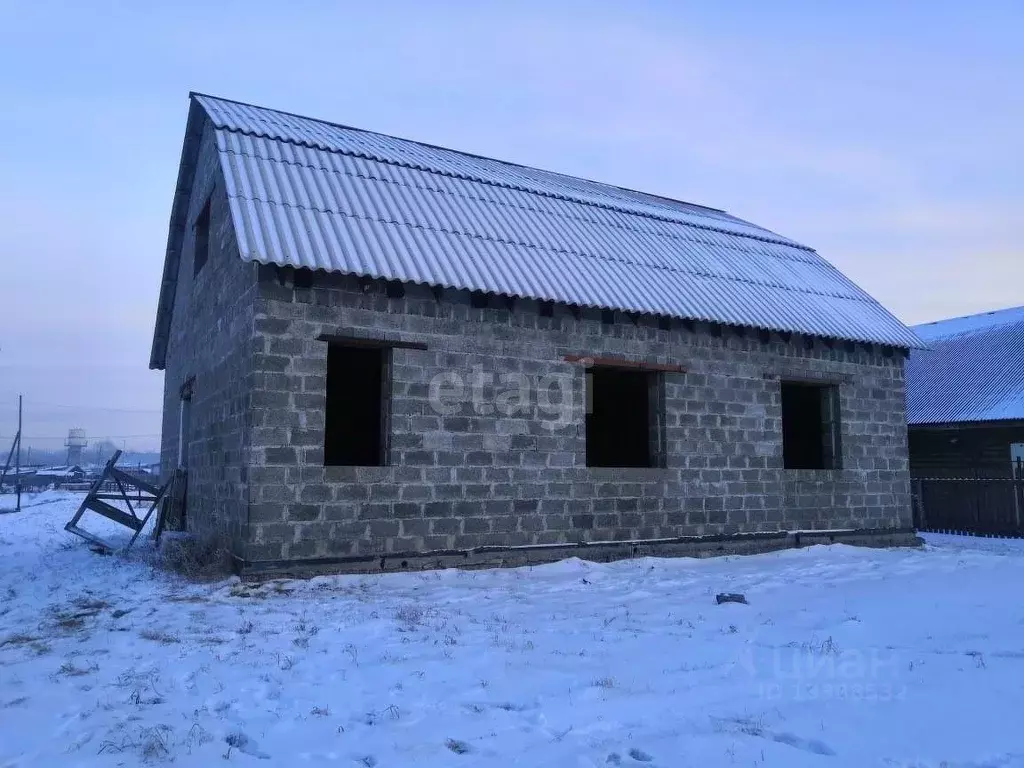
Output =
[{"x1": 907, "y1": 305, "x2": 1024, "y2": 425}]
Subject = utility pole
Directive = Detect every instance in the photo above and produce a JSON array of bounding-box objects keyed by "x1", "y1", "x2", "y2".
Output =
[
  {"x1": 0, "y1": 397, "x2": 22, "y2": 512},
  {"x1": 15, "y1": 395, "x2": 21, "y2": 513}
]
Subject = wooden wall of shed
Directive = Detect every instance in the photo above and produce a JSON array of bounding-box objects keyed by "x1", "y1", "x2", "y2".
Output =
[{"x1": 909, "y1": 422, "x2": 1024, "y2": 478}]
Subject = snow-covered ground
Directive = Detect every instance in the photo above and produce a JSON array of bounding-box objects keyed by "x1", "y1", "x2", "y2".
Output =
[{"x1": 2, "y1": 493, "x2": 1024, "y2": 767}]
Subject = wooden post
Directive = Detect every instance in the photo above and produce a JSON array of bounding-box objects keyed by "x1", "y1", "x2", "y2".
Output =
[
  {"x1": 913, "y1": 477, "x2": 924, "y2": 530},
  {"x1": 15, "y1": 395, "x2": 21, "y2": 513},
  {"x1": 973, "y1": 468, "x2": 981, "y2": 530},
  {"x1": 1014, "y1": 458, "x2": 1023, "y2": 533},
  {"x1": 1014, "y1": 480, "x2": 1021, "y2": 534}
]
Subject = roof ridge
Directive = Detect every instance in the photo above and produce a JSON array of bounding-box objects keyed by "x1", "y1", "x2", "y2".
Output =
[
  {"x1": 191, "y1": 91, "x2": 730, "y2": 211},
  {"x1": 914, "y1": 304, "x2": 1024, "y2": 330},
  {"x1": 192, "y1": 92, "x2": 815, "y2": 253},
  {"x1": 930, "y1": 319, "x2": 1024, "y2": 346}
]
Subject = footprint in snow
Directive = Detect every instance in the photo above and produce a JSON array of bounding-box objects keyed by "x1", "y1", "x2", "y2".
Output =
[
  {"x1": 225, "y1": 731, "x2": 270, "y2": 760},
  {"x1": 462, "y1": 700, "x2": 528, "y2": 714},
  {"x1": 446, "y1": 738, "x2": 472, "y2": 754},
  {"x1": 713, "y1": 717, "x2": 836, "y2": 757},
  {"x1": 769, "y1": 731, "x2": 835, "y2": 756}
]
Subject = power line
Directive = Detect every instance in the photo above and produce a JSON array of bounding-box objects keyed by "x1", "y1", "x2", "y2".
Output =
[
  {"x1": 0, "y1": 434, "x2": 161, "y2": 440},
  {"x1": 0, "y1": 398, "x2": 161, "y2": 414}
]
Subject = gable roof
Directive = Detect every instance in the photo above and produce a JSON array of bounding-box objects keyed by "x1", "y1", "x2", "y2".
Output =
[
  {"x1": 906, "y1": 305, "x2": 1024, "y2": 425},
  {"x1": 150, "y1": 93, "x2": 920, "y2": 368}
]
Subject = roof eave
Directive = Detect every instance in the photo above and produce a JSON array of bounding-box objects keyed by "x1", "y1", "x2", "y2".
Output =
[
  {"x1": 908, "y1": 417, "x2": 1024, "y2": 428},
  {"x1": 149, "y1": 97, "x2": 207, "y2": 370}
]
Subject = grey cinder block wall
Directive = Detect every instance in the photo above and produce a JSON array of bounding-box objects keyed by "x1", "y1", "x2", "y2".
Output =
[
  {"x1": 159, "y1": 122, "x2": 258, "y2": 553},
  {"x1": 163, "y1": 244, "x2": 913, "y2": 572},
  {"x1": 238, "y1": 270, "x2": 912, "y2": 568}
]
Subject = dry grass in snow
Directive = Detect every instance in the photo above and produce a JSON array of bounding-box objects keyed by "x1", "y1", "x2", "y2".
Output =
[{"x1": 2, "y1": 492, "x2": 1024, "y2": 766}]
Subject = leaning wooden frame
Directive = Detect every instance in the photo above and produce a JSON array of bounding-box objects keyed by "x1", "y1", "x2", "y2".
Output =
[{"x1": 65, "y1": 450, "x2": 171, "y2": 551}]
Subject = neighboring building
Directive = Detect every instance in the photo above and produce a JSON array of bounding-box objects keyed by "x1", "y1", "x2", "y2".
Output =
[
  {"x1": 150, "y1": 93, "x2": 921, "y2": 574},
  {"x1": 0, "y1": 467, "x2": 38, "y2": 493},
  {"x1": 907, "y1": 305, "x2": 1024, "y2": 479},
  {"x1": 4, "y1": 466, "x2": 86, "y2": 492}
]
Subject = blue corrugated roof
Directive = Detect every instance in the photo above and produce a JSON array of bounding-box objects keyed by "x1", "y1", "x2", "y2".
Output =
[
  {"x1": 913, "y1": 305, "x2": 1024, "y2": 343},
  {"x1": 906, "y1": 306, "x2": 1024, "y2": 425},
  {"x1": 151, "y1": 93, "x2": 921, "y2": 367}
]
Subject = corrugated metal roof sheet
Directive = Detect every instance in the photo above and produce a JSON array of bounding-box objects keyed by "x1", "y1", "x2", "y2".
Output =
[
  {"x1": 198, "y1": 95, "x2": 799, "y2": 243},
  {"x1": 151, "y1": 93, "x2": 923, "y2": 368},
  {"x1": 913, "y1": 305, "x2": 1024, "y2": 343},
  {"x1": 906, "y1": 306, "x2": 1024, "y2": 425}
]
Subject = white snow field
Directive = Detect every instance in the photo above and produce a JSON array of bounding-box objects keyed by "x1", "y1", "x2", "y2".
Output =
[{"x1": 2, "y1": 493, "x2": 1024, "y2": 767}]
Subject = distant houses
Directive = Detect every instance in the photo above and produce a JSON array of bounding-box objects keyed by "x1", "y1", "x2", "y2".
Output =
[
  {"x1": 0, "y1": 465, "x2": 86, "y2": 492},
  {"x1": 0, "y1": 462, "x2": 159, "y2": 493}
]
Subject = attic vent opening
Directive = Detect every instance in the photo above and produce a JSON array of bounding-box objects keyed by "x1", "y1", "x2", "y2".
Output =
[
  {"x1": 325, "y1": 344, "x2": 389, "y2": 466},
  {"x1": 781, "y1": 382, "x2": 841, "y2": 470},
  {"x1": 586, "y1": 367, "x2": 661, "y2": 468},
  {"x1": 294, "y1": 268, "x2": 314, "y2": 290},
  {"x1": 193, "y1": 198, "x2": 211, "y2": 277}
]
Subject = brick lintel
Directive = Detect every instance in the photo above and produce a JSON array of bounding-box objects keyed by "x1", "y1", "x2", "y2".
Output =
[
  {"x1": 316, "y1": 333, "x2": 428, "y2": 351},
  {"x1": 563, "y1": 354, "x2": 685, "y2": 373}
]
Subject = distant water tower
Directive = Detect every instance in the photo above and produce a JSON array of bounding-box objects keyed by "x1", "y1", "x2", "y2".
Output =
[{"x1": 66, "y1": 428, "x2": 88, "y2": 466}]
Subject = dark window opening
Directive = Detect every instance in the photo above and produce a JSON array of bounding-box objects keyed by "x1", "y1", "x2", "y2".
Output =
[
  {"x1": 601, "y1": 309, "x2": 615, "y2": 325},
  {"x1": 193, "y1": 198, "x2": 211, "y2": 277},
  {"x1": 658, "y1": 317, "x2": 672, "y2": 332},
  {"x1": 325, "y1": 345, "x2": 388, "y2": 466},
  {"x1": 294, "y1": 268, "x2": 314, "y2": 290},
  {"x1": 586, "y1": 367, "x2": 658, "y2": 468},
  {"x1": 470, "y1": 291, "x2": 489, "y2": 309},
  {"x1": 385, "y1": 281, "x2": 405, "y2": 299},
  {"x1": 539, "y1": 300, "x2": 554, "y2": 318},
  {"x1": 781, "y1": 382, "x2": 841, "y2": 469}
]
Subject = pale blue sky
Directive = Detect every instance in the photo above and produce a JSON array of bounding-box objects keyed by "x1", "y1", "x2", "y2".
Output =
[{"x1": 0, "y1": 1, "x2": 1021, "y2": 451}]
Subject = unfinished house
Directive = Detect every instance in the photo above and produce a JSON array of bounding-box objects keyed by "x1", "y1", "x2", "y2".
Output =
[{"x1": 150, "y1": 93, "x2": 922, "y2": 574}]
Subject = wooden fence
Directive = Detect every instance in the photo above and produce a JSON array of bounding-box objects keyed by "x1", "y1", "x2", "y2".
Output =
[{"x1": 913, "y1": 462, "x2": 1024, "y2": 537}]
